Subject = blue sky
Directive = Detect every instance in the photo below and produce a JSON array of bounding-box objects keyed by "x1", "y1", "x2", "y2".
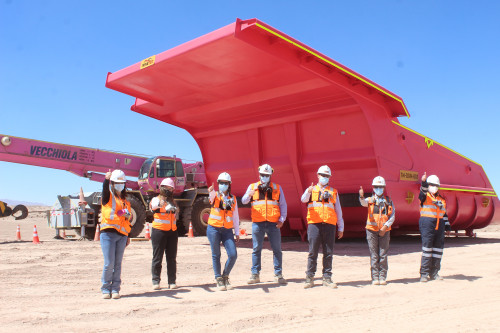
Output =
[{"x1": 1, "y1": 0, "x2": 499, "y2": 205}]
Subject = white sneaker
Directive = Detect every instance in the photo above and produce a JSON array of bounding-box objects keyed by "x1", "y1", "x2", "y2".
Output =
[
  {"x1": 102, "y1": 293, "x2": 111, "y2": 299},
  {"x1": 372, "y1": 280, "x2": 380, "y2": 286},
  {"x1": 169, "y1": 283, "x2": 178, "y2": 289},
  {"x1": 111, "y1": 293, "x2": 120, "y2": 299},
  {"x1": 379, "y1": 279, "x2": 387, "y2": 286},
  {"x1": 153, "y1": 284, "x2": 161, "y2": 290}
]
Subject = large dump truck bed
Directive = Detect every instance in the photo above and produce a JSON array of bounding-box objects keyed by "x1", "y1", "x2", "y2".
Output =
[{"x1": 106, "y1": 18, "x2": 498, "y2": 237}]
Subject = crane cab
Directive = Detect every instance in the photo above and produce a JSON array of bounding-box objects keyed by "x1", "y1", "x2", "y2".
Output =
[{"x1": 137, "y1": 156, "x2": 186, "y2": 194}]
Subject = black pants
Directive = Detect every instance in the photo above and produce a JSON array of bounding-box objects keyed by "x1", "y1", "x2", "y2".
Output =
[
  {"x1": 419, "y1": 217, "x2": 445, "y2": 278},
  {"x1": 306, "y1": 223, "x2": 336, "y2": 278},
  {"x1": 151, "y1": 228, "x2": 178, "y2": 284}
]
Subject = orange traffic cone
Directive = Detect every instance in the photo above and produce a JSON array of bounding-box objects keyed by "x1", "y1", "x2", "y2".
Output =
[
  {"x1": 94, "y1": 224, "x2": 100, "y2": 241},
  {"x1": 240, "y1": 228, "x2": 247, "y2": 236},
  {"x1": 32, "y1": 225, "x2": 40, "y2": 244},
  {"x1": 16, "y1": 225, "x2": 21, "y2": 241},
  {"x1": 188, "y1": 222, "x2": 194, "y2": 238},
  {"x1": 145, "y1": 223, "x2": 151, "y2": 240}
]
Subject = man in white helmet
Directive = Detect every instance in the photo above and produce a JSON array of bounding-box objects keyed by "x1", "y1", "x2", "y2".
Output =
[
  {"x1": 301, "y1": 165, "x2": 344, "y2": 289},
  {"x1": 242, "y1": 164, "x2": 288, "y2": 285},
  {"x1": 418, "y1": 172, "x2": 451, "y2": 282},
  {"x1": 359, "y1": 176, "x2": 395, "y2": 285}
]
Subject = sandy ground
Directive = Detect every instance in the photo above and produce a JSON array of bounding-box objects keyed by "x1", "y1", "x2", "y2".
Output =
[{"x1": 1, "y1": 206, "x2": 500, "y2": 333}]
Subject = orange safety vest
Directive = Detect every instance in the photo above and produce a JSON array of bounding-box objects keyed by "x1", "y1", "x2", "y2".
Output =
[
  {"x1": 306, "y1": 185, "x2": 338, "y2": 225},
  {"x1": 420, "y1": 192, "x2": 446, "y2": 230},
  {"x1": 250, "y1": 182, "x2": 281, "y2": 223},
  {"x1": 366, "y1": 196, "x2": 393, "y2": 232},
  {"x1": 101, "y1": 190, "x2": 131, "y2": 236},
  {"x1": 152, "y1": 197, "x2": 177, "y2": 231},
  {"x1": 208, "y1": 193, "x2": 235, "y2": 229}
]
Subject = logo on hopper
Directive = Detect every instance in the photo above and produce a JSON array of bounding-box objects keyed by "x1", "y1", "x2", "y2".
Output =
[{"x1": 30, "y1": 145, "x2": 77, "y2": 160}]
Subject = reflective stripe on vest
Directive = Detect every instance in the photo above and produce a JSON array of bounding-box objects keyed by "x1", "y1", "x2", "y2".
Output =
[
  {"x1": 208, "y1": 193, "x2": 234, "y2": 229},
  {"x1": 420, "y1": 193, "x2": 446, "y2": 230},
  {"x1": 152, "y1": 199, "x2": 177, "y2": 231},
  {"x1": 306, "y1": 185, "x2": 337, "y2": 225},
  {"x1": 101, "y1": 188, "x2": 131, "y2": 236},
  {"x1": 366, "y1": 196, "x2": 393, "y2": 232},
  {"x1": 250, "y1": 182, "x2": 281, "y2": 223}
]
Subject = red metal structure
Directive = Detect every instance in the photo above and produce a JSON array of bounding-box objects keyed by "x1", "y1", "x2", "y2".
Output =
[{"x1": 106, "y1": 18, "x2": 498, "y2": 237}]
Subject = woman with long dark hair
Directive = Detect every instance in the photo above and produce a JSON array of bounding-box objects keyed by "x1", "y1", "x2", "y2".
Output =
[
  {"x1": 100, "y1": 169, "x2": 131, "y2": 299},
  {"x1": 150, "y1": 177, "x2": 179, "y2": 290},
  {"x1": 207, "y1": 172, "x2": 239, "y2": 291}
]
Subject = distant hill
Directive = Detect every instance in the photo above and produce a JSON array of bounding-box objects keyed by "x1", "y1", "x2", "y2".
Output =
[{"x1": 0, "y1": 199, "x2": 51, "y2": 207}]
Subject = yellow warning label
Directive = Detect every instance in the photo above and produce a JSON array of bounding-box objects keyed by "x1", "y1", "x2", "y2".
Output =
[
  {"x1": 400, "y1": 170, "x2": 419, "y2": 181},
  {"x1": 140, "y1": 55, "x2": 155, "y2": 69}
]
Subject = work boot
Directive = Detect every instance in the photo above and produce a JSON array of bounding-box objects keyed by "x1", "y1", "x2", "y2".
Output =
[
  {"x1": 420, "y1": 275, "x2": 429, "y2": 283},
  {"x1": 372, "y1": 279, "x2": 380, "y2": 286},
  {"x1": 247, "y1": 274, "x2": 260, "y2": 285},
  {"x1": 216, "y1": 277, "x2": 227, "y2": 291},
  {"x1": 323, "y1": 276, "x2": 338, "y2": 289},
  {"x1": 223, "y1": 276, "x2": 234, "y2": 290},
  {"x1": 102, "y1": 293, "x2": 111, "y2": 299},
  {"x1": 304, "y1": 276, "x2": 314, "y2": 289},
  {"x1": 274, "y1": 274, "x2": 288, "y2": 285},
  {"x1": 430, "y1": 274, "x2": 443, "y2": 281},
  {"x1": 111, "y1": 292, "x2": 120, "y2": 299},
  {"x1": 153, "y1": 283, "x2": 161, "y2": 290}
]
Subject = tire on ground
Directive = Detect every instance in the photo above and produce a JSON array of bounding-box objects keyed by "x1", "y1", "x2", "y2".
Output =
[
  {"x1": 182, "y1": 196, "x2": 211, "y2": 236},
  {"x1": 127, "y1": 194, "x2": 146, "y2": 238}
]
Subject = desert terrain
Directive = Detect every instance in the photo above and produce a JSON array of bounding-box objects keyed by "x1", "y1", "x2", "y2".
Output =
[{"x1": 1, "y1": 206, "x2": 499, "y2": 332}]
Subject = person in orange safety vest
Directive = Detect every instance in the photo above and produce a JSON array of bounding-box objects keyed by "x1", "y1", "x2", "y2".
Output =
[
  {"x1": 359, "y1": 176, "x2": 395, "y2": 286},
  {"x1": 100, "y1": 169, "x2": 132, "y2": 299},
  {"x1": 150, "y1": 177, "x2": 179, "y2": 290},
  {"x1": 301, "y1": 165, "x2": 344, "y2": 289},
  {"x1": 242, "y1": 164, "x2": 288, "y2": 285},
  {"x1": 418, "y1": 172, "x2": 451, "y2": 283},
  {"x1": 207, "y1": 172, "x2": 240, "y2": 291}
]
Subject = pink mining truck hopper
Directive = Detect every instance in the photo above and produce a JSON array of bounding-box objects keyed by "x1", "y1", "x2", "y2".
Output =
[
  {"x1": 105, "y1": 18, "x2": 499, "y2": 238},
  {"x1": 0, "y1": 134, "x2": 208, "y2": 238}
]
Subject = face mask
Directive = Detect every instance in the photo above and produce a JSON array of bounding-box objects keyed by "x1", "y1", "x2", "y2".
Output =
[
  {"x1": 318, "y1": 176, "x2": 329, "y2": 186},
  {"x1": 260, "y1": 175, "x2": 270, "y2": 184},
  {"x1": 114, "y1": 184, "x2": 125, "y2": 192},
  {"x1": 373, "y1": 187, "x2": 384, "y2": 196},
  {"x1": 429, "y1": 186, "x2": 439, "y2": 194},
  {"x1": 219, "y1": 184, "x2": 229, "y2": 193}
]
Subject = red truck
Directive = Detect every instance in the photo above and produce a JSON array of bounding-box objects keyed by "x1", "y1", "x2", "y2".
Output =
[
  {"x1": 105, "y1": 18, "x2": 499, "y2": 238},
  {"x1": 0, "y1": 134, "x2": 209, "y2": 238}
]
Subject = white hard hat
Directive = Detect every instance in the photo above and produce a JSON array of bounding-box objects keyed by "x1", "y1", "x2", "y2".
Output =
[
  {"x1": 160, "y1": 178, "x2": 175, "y2": 188},
  {"x1": 258, "y1": 164, "x2": 274, "y2": 175},
  {"x1": 110, "y1": 170, "x2": 126, "y2": 183},
  {"x1": 317, "y1": 165, "x2": 332, "y2": 176},
  {"x1": 217, "y1": 172, "x2": 232, "y2": 183},
  {"x1": 372, "y1": 176, "x2": 386, "y2": 187},
  {"x1": 427, "y1": 175, "x2": 440, "y2": 186}
]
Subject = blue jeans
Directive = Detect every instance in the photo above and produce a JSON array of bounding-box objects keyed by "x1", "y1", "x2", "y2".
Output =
[
  {"x1": 100, "y1": 231, "x2": 128, "y2": 294},
  {"x1": 206, "y1": 225, "x2": 237, "y2": 278},
  {"x1": 251, "y1": 222, "x2": 283, "y2": 275}
]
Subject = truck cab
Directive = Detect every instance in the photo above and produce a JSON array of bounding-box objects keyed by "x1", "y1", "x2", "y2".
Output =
[{"x1": 137, "y1": 156, "x2": 186, "y2": 194}]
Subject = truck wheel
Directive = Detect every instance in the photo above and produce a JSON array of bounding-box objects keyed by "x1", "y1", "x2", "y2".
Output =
[
  {"x1": 75, "y1": 226, "x2": 97, "y2": 240},
  {"x1": 127, "y1": 194, "x2": 146, "y2": 238},
  {"x1": 185, "y1": 196, "x2": 211, "y2": 236}
]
